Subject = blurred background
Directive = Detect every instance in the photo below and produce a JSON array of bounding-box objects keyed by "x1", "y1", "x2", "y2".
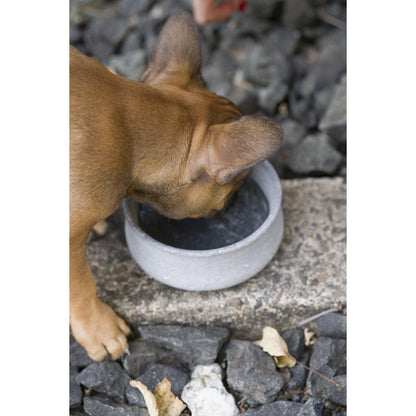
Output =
[{"x1": 70, "y1": 0, "x2": 346, "y2": 180}]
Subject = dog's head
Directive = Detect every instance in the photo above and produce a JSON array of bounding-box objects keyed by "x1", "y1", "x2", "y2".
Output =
[{"x1": 130, "y1": 12, "x2": 283, "y2": 219}]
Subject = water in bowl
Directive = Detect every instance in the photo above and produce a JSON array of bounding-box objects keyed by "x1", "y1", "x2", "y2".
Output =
[{"x1": 137, "y1": 177, "x2": 269, "y2": 250}]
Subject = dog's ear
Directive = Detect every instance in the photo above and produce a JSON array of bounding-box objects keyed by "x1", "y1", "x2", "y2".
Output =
[
  {"x1": 193, "y1": 116, "x2": 283, "y2": 185},
  {"x1": 140, "y1": 12, "x2": 203, "y2": 86}
]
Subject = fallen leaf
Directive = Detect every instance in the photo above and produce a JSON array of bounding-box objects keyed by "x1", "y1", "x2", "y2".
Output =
[
  {"x1": 129, "y1": 378, "x2": 186, "y2": 416},
  {"x1": 154, "y1": 378, "x2": 186, "y2": 416},
  {"x1": 254, "y1": 326, "x2": 296, "y2": 368},
  {"x1": 304, "y1": 328, "x2": 316, "y2": 346},
  {"x1": 129, "y1": 379, "x2": 158, "y2": 416}
]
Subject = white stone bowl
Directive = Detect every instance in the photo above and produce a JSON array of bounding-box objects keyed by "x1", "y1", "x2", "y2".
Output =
[{"x1": 122, "y1": 160, "x2": 284, "y2": 291}]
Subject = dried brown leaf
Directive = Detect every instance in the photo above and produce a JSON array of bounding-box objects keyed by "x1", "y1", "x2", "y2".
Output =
[
  {"x1": 254, "y1": 326, "x2": 296, "y2": 368},
  {"x1": 129, "y1": 379, "x2": 158, "y2": 416},
  {"x1": 129, "y1": 378, "x2": 186, "y2": 416},
  {"x1": 154, "y1": 378, "x2": 186, "y2": 416}
]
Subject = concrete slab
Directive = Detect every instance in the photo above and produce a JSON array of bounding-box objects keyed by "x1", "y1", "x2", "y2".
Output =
[{"x1": 87, "y1": 177, "x2": 346, "y2": 340}]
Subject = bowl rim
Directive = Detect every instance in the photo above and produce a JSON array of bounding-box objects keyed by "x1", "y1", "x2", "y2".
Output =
[{"x1": 123, "y1": 160, "x2": 282, "y2": 258}]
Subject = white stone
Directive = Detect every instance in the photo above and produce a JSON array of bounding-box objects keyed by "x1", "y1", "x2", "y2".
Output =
[{"x1": 181, "y1": 364, "x2": 238, "y2": 416}]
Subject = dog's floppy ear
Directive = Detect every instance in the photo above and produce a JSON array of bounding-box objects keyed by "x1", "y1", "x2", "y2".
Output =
[
  {"x1": 140, "y1": 12, "x2": 203, "y2": 86},
  {"x1": 196, "y1": 116, "x2": 283, "y2": 185}
]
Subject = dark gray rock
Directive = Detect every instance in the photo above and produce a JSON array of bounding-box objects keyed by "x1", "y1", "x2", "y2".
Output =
[
  {"x1": 225, "y1": 340, "x2": 285, "y2": 406},
  {"x1": 244, "y1": 400, "x2": 303, "y2": 415},
  {"x1": 229, "y1": 86, "x2": 260, "y2": 115},
  {"x1": 138, "y1": 325, "x2": 229, "y2": 365},
  {"x1": 122, "y1": 340, "x2": 185, "y2": 378},
  {"x1": 164, "y1": 0, "x2": 192, "y2": 15},
  {"x1": 222, "y1": 14, "x2": 274, "y2": 39},
  {"x1": 83, "y1": 396, "x2": 147, "y2": 416},
  {"x1": 300, "y1": 30, "x2": 346, "y2": 98},
  {"x1": 120, "y1": 32, "x2": 143, "y2": 54},
  {"x1": 292, "y1": 54, "x2": 309, "y2": 79},
  {"x1": 245, "y1": 0, "x2": 282, "y2": 20},
  {"x1": 282, "y1": 0, "x2": 316, "y2": 28},
  {"x1": 309, "y1": 337, "x2": 346, "y2": 376},
  {"x1": 310, "y1": 373, "x2": 346, "y2": 406},
  {"x1": 108, "y1": 50, "x2": 148, "y2": 81},
  {"x1": 70, "y1": 336, "x2": 93, "y2": 369},
  {"x1": 71, "y1": 410, "x2": 89, "y2": 416},
  {"x1": 313, "y1": 85, "x2": 335, "y2": 122},
  {"x1": 297, "y1": 397, "x2": 325, "y2": 416},
  {"x1": 202, "y1": 50, "x2": 236, "y2": 98},
  {"x1": 70, "y1": 368, "x2": 83, "y2": 409},
  {"x1": 84, "y1": 17, "x2": 129, "y2": 62},
  {"x1": 288, "y1": 87, "x2": 317, "y2": 128},
  {"x1": 126, "y1": 363, "x2": 190, "y2": 407},
  {"x1": 76, "y1": 361, "x2": 131, "y2": 402},
  {"x1": 287, "y1": 351, "x2": 310, "y2": 391},
  {"x1": 132, "y1": 15, "x2": 162, "y2": 55},
  {"x1": 70, "y1": 23, "x2": 83, "y2": 44},
  {"x1": 316, "y1": 312, "x2": 346, "y2": 338},
  {"x1": 70, "y1": 0, "x2": 94, "y2": 27},
  {"x1": 319, "y1": 76, "x2": 346, "y2": 144},
  {"x1": 279, "y1": 118, "x2": 307, "y2": 149},
  {"x1": 288, "y1": 133, "x2": 343, "y2": 174},
  {"x1": 282, "y1": 329, "x2": 305, "y2": 360},
  {"x1": 258, "y1": 81, "x2": 289, "y2": 116},
  {"x1": 120, "y1": 0, "x2": 155, "y2": 16},
  {"x1": 222, "y1": 36, "x2": 258, "y2": 67},
  {"x1": 307, "y1": 337, "x2": 346, "y2": 396},
  {"x1": 264, "y1": 27, "x2": 301, "y2": 57},
  {"x1": 322, "y1": 0, "x2": 347, "y2": 23},
  {"x1": 122, "y1": 340, "x2": 160, "y2": 378},
  {"x1": 245, "y1": 46, "x2": 291, "y2": 87}
]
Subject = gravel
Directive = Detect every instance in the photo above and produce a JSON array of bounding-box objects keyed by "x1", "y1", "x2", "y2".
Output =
[
  {"x1": 70, "y1": 0, "x2": 346, "y2": 180},
  {"x1": 70, "y1": 318, "x2": 346, "y2": 415}
]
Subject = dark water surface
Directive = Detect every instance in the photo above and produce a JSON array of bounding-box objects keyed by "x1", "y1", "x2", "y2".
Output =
[{"x1": 138, "y1": 178, "x2": 269, "y2": 250}]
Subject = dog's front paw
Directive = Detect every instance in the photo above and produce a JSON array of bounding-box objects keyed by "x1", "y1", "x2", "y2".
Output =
[{"x1": 70, "y1": 298, "x2": 131, "y2": 361}]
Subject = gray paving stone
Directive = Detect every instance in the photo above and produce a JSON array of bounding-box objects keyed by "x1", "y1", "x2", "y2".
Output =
[{"x1": 87, "y1": 177, "x2": 346, "y2": 339}]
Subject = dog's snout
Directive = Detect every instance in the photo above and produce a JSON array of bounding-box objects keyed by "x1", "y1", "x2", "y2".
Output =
[{"x1": 204, "y1": 191, "x2": 239, "y2": 219}]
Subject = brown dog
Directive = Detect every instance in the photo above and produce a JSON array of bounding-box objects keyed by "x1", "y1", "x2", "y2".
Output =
[{"x1": 70, "y1": 12, "x2": 283, "y2": 361}]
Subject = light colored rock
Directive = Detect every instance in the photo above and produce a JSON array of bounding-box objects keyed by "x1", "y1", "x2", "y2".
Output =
[
  {"x1": 319, "y1": 75, "x2": 346, "y2": 144},
  {"x1": 181, "y1": 364, "x2": 238, "y2": 416},
  {"x1": 87, "y1": 177, "x2": 346, "y2": 339}
]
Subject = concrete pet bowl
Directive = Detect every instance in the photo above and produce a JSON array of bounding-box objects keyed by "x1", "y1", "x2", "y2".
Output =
[{"x1": 122, "y1": 160, "x2": 284, "y2": 291}]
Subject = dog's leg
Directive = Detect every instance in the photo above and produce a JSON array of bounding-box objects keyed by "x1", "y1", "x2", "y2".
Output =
[{"x1": 70, "y1": 231, "x2": 131, "y2": 361}]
